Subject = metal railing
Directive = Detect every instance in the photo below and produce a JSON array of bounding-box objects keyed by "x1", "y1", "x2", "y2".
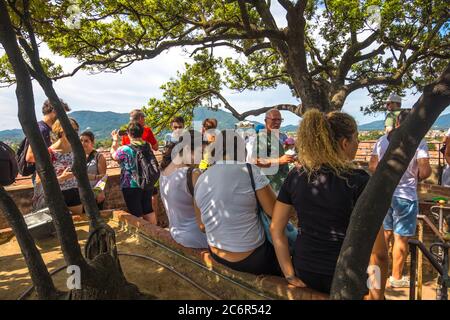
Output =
[
  {"x1": 409, "y1": 239, "x2": 449, "y2": 300},
  {"x1": 409, "y1": 202, "x2": 450, "y2": 300}
]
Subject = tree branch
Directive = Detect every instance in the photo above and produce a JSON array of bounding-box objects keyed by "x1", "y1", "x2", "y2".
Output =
[
  {"x1": 331, "y1": 62, "x2": 450, "y2": 299},
  {"x1": 210, "y1": 89, "x2": 300, "y2": 119},
  {"x1": 336, "y1": 31, "x2": 380, "y2": 85},
  {"x1": 277, "y1": 0, "x2": 294, "y2": 11}
]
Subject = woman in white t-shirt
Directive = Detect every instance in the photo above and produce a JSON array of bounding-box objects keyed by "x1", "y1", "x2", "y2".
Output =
[
  {"x1": 193, "y1": 130, "x2": 281, "y2": 276},
  {"x1": 159, "y1": 130, "x2": 208, "y2": 249}
]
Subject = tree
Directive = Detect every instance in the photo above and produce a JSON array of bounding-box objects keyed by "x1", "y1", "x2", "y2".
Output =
[
  {"x1": 0, "y1": 1, "x2": 446, "y2": 132},
  {"x1": 331, "y1": 63, "x2": 450, "y2": 299},
  {"x1": 0, "y1": 0, "x2": 449, "y2": 299},
  {"x1": 0, "y1": 0, "x2": 140, "y2": 299}
]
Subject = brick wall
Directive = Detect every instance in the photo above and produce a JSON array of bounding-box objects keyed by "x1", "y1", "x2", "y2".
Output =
[{"x1": 0, "y1": 171, "x2": 127, "y2": 230}]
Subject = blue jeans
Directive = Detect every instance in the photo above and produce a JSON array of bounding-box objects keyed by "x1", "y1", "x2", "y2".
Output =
[{"x1": 383, "y1": 196, "x2": 418, "y2": 237}]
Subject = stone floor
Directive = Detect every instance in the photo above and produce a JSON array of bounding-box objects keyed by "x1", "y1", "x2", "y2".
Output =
[
  {"x1": 0, "y1": 219, "x2": 447, "y2": 300},
  {"x1": 0, "y1": 221, "x2": 211, "y2": 300}
]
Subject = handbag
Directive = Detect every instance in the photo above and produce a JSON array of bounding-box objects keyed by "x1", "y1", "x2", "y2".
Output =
[{"x1": 246, "y1": 163, "x2": 298, "y2": 254}]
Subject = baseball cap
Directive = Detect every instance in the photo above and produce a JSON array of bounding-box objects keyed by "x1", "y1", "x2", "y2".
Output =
[{"x1": 385, "y1": 93, "x2": 402, "y2": 103}]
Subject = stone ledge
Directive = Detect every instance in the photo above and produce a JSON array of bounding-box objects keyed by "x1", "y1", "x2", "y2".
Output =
[
  {"x1": 0, "y1": 210, "x2": 114, "y2": 245},
  {"x1": 112, "y1": 210, "x2": 328, "y2": 300}
]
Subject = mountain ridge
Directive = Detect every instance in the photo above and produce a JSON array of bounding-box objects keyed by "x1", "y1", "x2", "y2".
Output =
[{"x1": 2, "y1": 108, "x2": 450, "y2": 143}]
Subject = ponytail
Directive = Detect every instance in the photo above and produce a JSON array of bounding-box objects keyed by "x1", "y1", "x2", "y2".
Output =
[{"x1": 297, "y1": 109, "x2": 357, "y2": 176}]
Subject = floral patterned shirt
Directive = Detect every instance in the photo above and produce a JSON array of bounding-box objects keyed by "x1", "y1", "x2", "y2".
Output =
[{"x1": 49, "y1": 148, "x2": 77, "y2": 190}]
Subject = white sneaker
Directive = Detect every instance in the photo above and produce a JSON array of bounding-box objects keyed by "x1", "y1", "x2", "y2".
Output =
[{"x1": 389, "y1": 276, "x2": 410, "y2": 288}]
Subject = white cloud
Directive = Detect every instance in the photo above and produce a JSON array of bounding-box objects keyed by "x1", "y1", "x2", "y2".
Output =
[{"x1": 1, "y1": 3, "x2": 447, "y2": 132}]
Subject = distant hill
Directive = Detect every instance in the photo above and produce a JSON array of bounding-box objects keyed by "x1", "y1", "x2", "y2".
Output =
[
  {"x1": 3, "y1": 108, "x2": 450, "y2": 144},
  {"x1": 431, "y1": 113, "x2": 450, "y2": 130},
  {"x1": 358, "y1": 120, "x2": 385, "y2": 131},
  {"x1": 193, "y1": 107, "x2": 297, "y2": 132},
  {"x1": 0, "y1": 111, "x2": 129, "y2": 144},
  {"x1": 0, "y1": 129, "x2": 24, "y2": 143},
  {"x1": 358, "y1": 113, "x2": 450, "y2": 131},
  {"x1": 281, "y1": 124, "x2": 299, "y2": 133},
  {"x1": 193, "y1": 107, "x2": 263, "y2": 130},
  {"x1": 70, "y1": 111, "x2": 129, "y2": 139}
]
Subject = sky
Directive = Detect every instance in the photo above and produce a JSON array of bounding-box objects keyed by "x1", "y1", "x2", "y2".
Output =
[{"x1": 0, "y1": 2, "x2": 444, "y2": 131}]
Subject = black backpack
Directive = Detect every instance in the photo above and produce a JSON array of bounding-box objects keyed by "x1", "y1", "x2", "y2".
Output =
[
  {"x1": 129, "y1": 143, "x2": 160, "y2": 189},
  {"x1": 0, "y1": 141, "x2": 19, "y2": 186},
  {"x1": 16, "y1": 137, "x2": 36, "y2": 176}
]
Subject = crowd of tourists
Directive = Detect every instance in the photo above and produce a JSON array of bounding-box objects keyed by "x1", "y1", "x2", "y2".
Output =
[{"x1": 1, "y1": 93, "x2": 441, "y2": 299}]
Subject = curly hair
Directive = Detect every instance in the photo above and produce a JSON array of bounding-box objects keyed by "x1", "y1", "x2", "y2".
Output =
[
  {"x1": 296, "y1": 109, "x2": 357, "y2": 178},
  {"x1": 42, "y1": 99, "x2": 71, "y2": 115}
]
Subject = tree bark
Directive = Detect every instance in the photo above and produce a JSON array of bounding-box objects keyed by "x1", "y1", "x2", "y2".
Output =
[
  {"x1": 1, "y1": 1, "x2": 141, "y2": 299},
  {"x1": 12, "y1": 0, "x2": 116, "y2": 261},
  {"x1": 330, "y1": 63, "x2": 450, "y2": 299},
  {"x1": 0, "y1": 186, "x2": 58, "y2": 299},
  {"x1": 0, "y1": 0, "x2": 87, "y2": 269}
]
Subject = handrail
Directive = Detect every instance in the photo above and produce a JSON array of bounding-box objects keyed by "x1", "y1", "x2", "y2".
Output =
[
  {"x1": 409, "y1": 239, "x2": 449, "y2": 300},
  {"x1": 409, "y1": 239, "x2": 446, "y2": 275},
  {"x1": 417, "y1": 215, "x2": 446, "y2": 242}
]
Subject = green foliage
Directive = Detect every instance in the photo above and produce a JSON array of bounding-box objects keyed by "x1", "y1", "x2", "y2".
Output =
[
  {"x1": 1, "y1": 0, "x2": 448, "y2": 126},
  {"x1": 95, "y1": 138, "x2": 112, "y2": 149},
  {"x1": 143, "y1": 51, "x2": 223, "y2": 132},
  {"x1": 427, "y1": 142, "x2": 437, "y2": 152}
]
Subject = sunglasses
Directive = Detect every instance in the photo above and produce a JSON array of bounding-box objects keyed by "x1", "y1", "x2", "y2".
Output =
[{"x1": 266, "y1": 118, "x2": 284, "y2": 122}]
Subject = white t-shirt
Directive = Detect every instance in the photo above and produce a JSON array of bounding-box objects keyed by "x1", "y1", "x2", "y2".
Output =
[
  {"x1": 160, "y1": 167, "x2": 208, "y2": 249},
  {"x1": 194, "y1": 161, "x2": 269, "y2": 252},
  {"x1": 372, "y1": 135, "x2": 429, "y2": 201},
  {"x1": 245, "y1": 135, "x2": 257, "y2": 164}
]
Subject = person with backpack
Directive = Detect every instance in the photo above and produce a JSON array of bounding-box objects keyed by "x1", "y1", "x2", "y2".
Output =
[
  {"x1": 159, "y1": 130, "x2": 208, "y2": 248},
  {"x1": 80, "y1": 131, "x2": 107, "y2": 209},
  {"x1": 121, "y1": 109, "x2": 161, "y2": 224},
  {"x1": 0, "y1": 141, "x2": 18, "y2": 187},
  {"x1": 111, "y1": 122, "x2": 159, "y2": 223},
  {"x1": 17, "y1": 99, "x2": 71, "y2": 179}
]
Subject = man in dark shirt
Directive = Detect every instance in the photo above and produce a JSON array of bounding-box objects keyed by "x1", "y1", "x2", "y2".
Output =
[{"x1": 26, "y1": 99, "x2": 71, "y2": 182}]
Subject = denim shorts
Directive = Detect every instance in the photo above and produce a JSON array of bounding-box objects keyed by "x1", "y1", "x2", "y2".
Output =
[{"x1": 383, "y1": 196, "x2": 419, "y2": 237}]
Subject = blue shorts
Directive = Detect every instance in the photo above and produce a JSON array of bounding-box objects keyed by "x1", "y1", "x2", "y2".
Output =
[{"x1": 383, "y1": 197, "x2": 418, "y2": 237}]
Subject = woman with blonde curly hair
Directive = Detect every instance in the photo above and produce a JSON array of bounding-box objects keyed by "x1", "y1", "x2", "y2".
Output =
[{"x1": 270, "y1": 109, "x2": 388, "y2": 299}]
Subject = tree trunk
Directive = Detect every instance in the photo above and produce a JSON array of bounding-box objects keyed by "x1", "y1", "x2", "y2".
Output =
[
  {"x1": 1, "y1": 1, "x2": 141, "y2": 299},
  {"x1": 330, "y1": 63, "x2": 450, "y2": 299},
  {"x1": 14, "y1": 0, "x2": 118, "y2": 259},
  {"x1": 0, "y1": 186, "x2": 58, "y2": 299},
  {"x1": 0, "y1": 1, "x2": 87, "y2": 269}
]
